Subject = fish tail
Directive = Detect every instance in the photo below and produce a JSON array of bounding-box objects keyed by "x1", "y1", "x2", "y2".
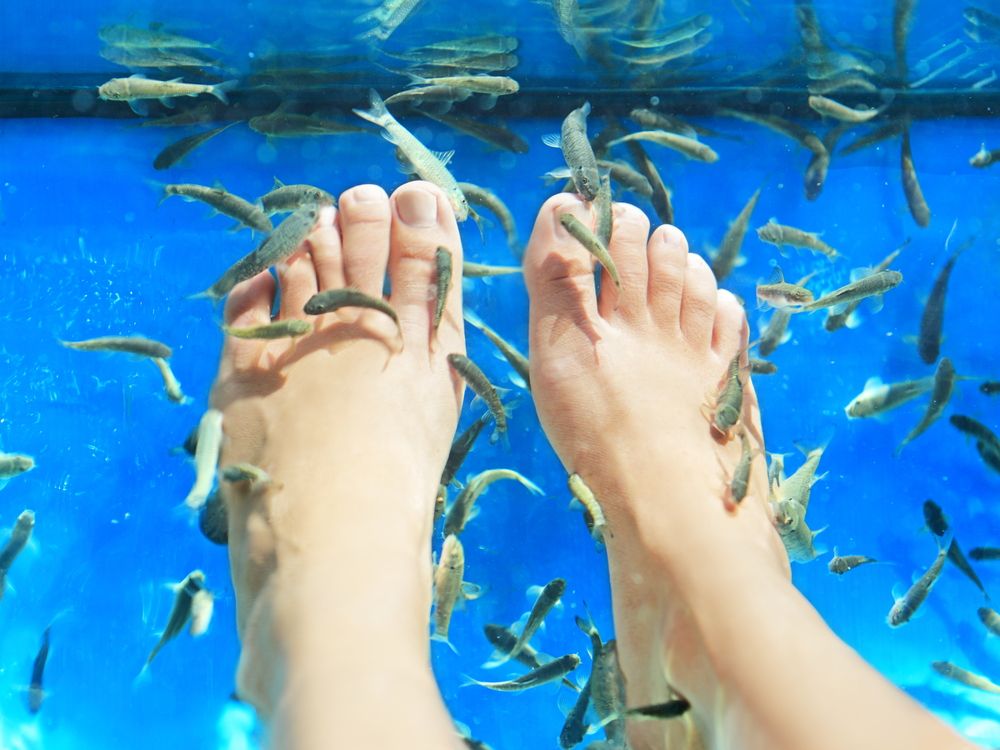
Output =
[
  {"x1": 352, "y1": 89, "x2": 391, "y2": 128},
  {"x1": 430, "y1": 633, "x2": 458, "y2": 654},
  {"x1": 210, "y1": 79, "x2": 238, "y2": 105}
]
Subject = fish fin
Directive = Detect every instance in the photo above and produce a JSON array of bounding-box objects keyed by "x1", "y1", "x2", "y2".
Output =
[
  {"x1": 128, "y1": 73, "x2": 147, "y2": 79},
  {"x1": 158, "y1": 97, "x2": 176, "y2": 109},
  {"x1": 541, "y1": 133, "x2": 562, "y2": 148},
  {"x1": 352, "y1": 88, "x2": 391, "y2": 128},
  {"x1": 432, "y1": 149, "x2": 455, "y2": 167},
  {"x1": 462, "y1": 581, "x2": 485, "y2": 600},
  {"x1": 132, "y1": 663, "x2": 152, "y2": 688},
  {"x1": 271, "y1": 176, "x2": 284, "y2": 189},
  {"x1": 128, "y1": 99, "x2": 150, "y2": 116},
  {"x1": 526, "y1": 584, "x2": 544, "y2": 599},
  {"x1": 867, "y1": 294, "x2": 885, "y2": 314},
  {"x1": 542, "y1": 167, "x2": 572, "y2": 182},
  {"x1": 844, "y1": 309, "x2": 862, "y2": 328},
  {"x1": 460, "y1": 674, "x2": 484, "y2": 688},
  {"x1": 210, "y1": 79, "x2": 238, "y2": 105},
  {"x1": 431, "y1": 633, "x2": 459, "y2": 654},
  {"x1": 469, "y1": 206, "x2": 486, "y2": 241}
]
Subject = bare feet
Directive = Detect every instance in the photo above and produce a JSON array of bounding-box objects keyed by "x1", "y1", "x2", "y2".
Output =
[
  {"x1": 523, "y1": 194, "x2": 790, "y2": 750},
  {"x1": 209, "y1": 182, "x2": 466, "y2": 748}
]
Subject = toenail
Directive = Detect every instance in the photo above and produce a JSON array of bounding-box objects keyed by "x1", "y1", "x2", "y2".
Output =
[
  {"x1": 397, "y1": 187, "x2": 438, "y2": 227},
  {"x1": 353, "y1": 185, "x2": 383, "y2": 203}
]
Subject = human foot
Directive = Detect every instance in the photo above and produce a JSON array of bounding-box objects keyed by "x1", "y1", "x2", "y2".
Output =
[
  {"x1": 208, "y1": 182, "x2": 466, "y2": 746},
  {"x1": 523, "y1": 194, "x2": 789, "y2": 749}
]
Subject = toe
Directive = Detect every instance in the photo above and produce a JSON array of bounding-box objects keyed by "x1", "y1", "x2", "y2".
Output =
[
  {"x1": 222, "y1": 272, "x2": 275, "y2": 372},
  {"x1": 339, "y1": 184, "x2": 391, "y2": 297},
  {"x1": 307, "y1": 204, "x2": 345, "y2": 291},
  {"x1": 646, "y1": 224, "x2": 688, "y2": 329},
  {"x1": 523, "y1": 193, "x2": 601, "y2": 332},
  {"x1": 387, "y1": 181, "x2": 464, "y2": 349},
  {"x1": 712, "y1": 289, "x2": 748, "y2": 360},
  {"x1": 276, "y1": 249, "x2": 318, "y2": 320},
  {"x1": 598, "y1": 202, "x2": 650, "y2": 322},
  {"x1": 679, "y1": 252, "x2": 718, "y2": 349}
]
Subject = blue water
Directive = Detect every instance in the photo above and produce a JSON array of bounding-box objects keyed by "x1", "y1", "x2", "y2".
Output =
[{"x1": 2, "y1": 1, "x2": 1000, "y2": 748}]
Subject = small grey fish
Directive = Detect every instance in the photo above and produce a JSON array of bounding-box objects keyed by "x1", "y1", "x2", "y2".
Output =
[
  {"x1": 457, "y1": 183, "x2": 520, "y2": 253},
  {"x1": 153, "y1": 123, "x2": 237, "y2": 170},
  {"x1": 840, "y1": 120, "x2": 906, "y2": 157},
  {"x1": 894, "y1": 0, "x2": 917, "y2": 80},
  {"x1": 804, "y1": 270, "x2": 902, "y2": 311},
  {"x1": 98, "y1": 75, "x2": 235, "y2": 110},
  {"x1": 222, "y1": 319, "x2": 313, "y2": 340},
  {"x1": 808, "y1": 95, "x2": 885, "y2": 123},
  {"x1": 950, "y1": 415, "x2": 999, "y2": 444},
  {"x1": 462, "y1": 261, "x2": 522, "y2": 277},
  {"x1": 897, "y1": 357, "x2": 956, "y2": 454},
  {"x1": 756, "y1": 279, "x2": 814, "y2": 310},
  {"x1": 971, "y1": 547, "x2": 1000, "y2": 561},
  {"x1": 970, "y1": 143, "x2": 1000, "y2": 168},
  {"x1": 982, "y1": 381, "x2": 1000, "y2": 396},
  {"x1": 757, "y1": 220, "x2": 839, "y2": 260},
  {"x1": 0, "y1": 510, "x2": 34, "y2": 600},
  {"x1": 62, "y1": 335, "x2": 172, "y2": 359},
  {"x1": 443, "y1": 468, "x2": 542, "y2": 537},
  {"x1": 825, "y1": 241, "x2": 907, "y2": 331},
  {"x1": 220, "y1": 463, "x2": 271, "y2": 485},
  {"x1": 560, "y1": 674, "x2": 592, "y2": 748},
  {"x1": 624, "y1": 139, "x2": 673, "y2": 225},
  {"x1": 27, "y1": 625, "x2": 50, "y2": 714},
  {"x1": 550, "y1": 102, "x2": 600, "y2": 201},
  {"x1": 596, "y1": 158, "x2": 652, "y2": 197},
  {"x1": 727, "y1": 430, "x2": 754, "y2": 509},
  {"x1": 575, "y1": 616, "x2": 626, "y2": 744},
  {"x1": 712, "y1": 188, "x2": 761, "y2": 281},
  {"x1": 98, "y1": 24, "x2": 216, "y2": 50},
  {"x1": 432, "y1": 534, "x2": 470, "y2": 650},
  {"x1": 151, "y1": 357, "x2": 185, "y2": 403},
  {"x1": 434, "y1": 247, "x2": 452, "y2": 331},
  {"x1": 558, "y1": 213, "x2": 621, "y2": 289},
  {"x1": 624, "y1": 699, "x2": 692, "y2": 721},
  {"x1": 441, "y1": 413, "x2": 491, "y2": 488},
  {"x1": 711, "y1": 354, "x2": 744, "y2": 437},
  {"x1": 757, "y1": 309, "x2": 792, "y2": 358},
  {"x1": 772, "y1": 499, "x2": 823, "y2": 563},
  {"x1": 447, "y1": 353, "x2": 508, "y2": 441},
  {"x1": 978, "y1": 606, "x2": 1000, "y2": 636},
  {"x1": 406, "y1": 74, "x2": 518, "y2": 96},
  {"x1": 498, "y1": 578, "x2": 566, "y2": 664},
  {"x1": 483, "y1": 624, "x2": 579, "y2": 691},
  {"x1": 304, "y1": 287, "x2": 401, "y2": 332},
  {"x1": 99, "y1": 46, "x2": 221, "y2": 70},
  {"x1": 0, "y1": 453, "x2": 34, "y2": 479},
  {"x1": 197, "y1": 206, "x2": 318, "y2": 301},
  {"x1": 568, "y1": 473, "x2": 607, "y2": 543},
  {"x1": 845, "y1": 375, "x2": 934, "y2": 418},
  {"x1": 198, "y1": 490, "x2": 228, "y2": 546},
  {"x1": 948, "y1": 539, "x2": 989, "y2": 598},
  {"x1": 777, "y1": 444, "x2": 827, "y2": 513},
  {"x1": 355, "y1": 0, "x2": 425, "y2": 42},
  {"x1": 918, "y1": 240, "x2": 965, "y2": 364},
  {"x1": 146, "y1": 570, "x2": 206, "y2": 665},
  {"x1": 608, "y1": 130, "x2": 719, "y2": 163},
  {"x1": 923, "y1": 499, "x2": 949, "y2": 537},
  {"x1": 887, "y1": 547, "x2": 947, "y2": 626},
  {"x1": 932, "y1": 661, "x2": 1000, "y2": 694},
  {"x1": 900, "y1": 127, "x2": 930, "y2": 227},
  {"x1": 417, "y1": 110, "x2": 529, "y2": 154},
  {"x1": 385, "y1": 85, "x2": 473, "y2": 106},
  {"x1": 828, "y1": 547, "x2": 878, "y2": 575},
  {"x1": 249, "y1": 112, "x2": 364, "y2": 138},
  {"x1": 162, "y1": 182, "x2": 272, "y2": 233},
  {"x1": 464, "y1": 310, "x2": 530, "y2": 390},
  {"x1": 750, "y1": 357, "x2": 778, "y2": 374},
  {"x1": 465, "y1": 653, "x2": 580, "y2": 691},
  {"x1": 185, "y1": 409, "x2": 223, "y2": 510},
  {"x1": 594, "y1": 173, "x2": 613, "y2": 248},
  {"x1": 807, "y1": 71, "x2": 879, "y2": 96},
  {"x1": 259, "y1": 178, "x2": 335, "y2": 215}
]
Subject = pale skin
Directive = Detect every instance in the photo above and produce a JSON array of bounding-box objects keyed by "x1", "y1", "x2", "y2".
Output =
[{"x1": 210, "y1": 181, "x2": 976, "y2": 750}]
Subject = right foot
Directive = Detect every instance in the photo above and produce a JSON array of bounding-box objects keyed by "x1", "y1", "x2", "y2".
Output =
[{"x1": 523, "y1": 195, "x2": 790, "y2": 749}]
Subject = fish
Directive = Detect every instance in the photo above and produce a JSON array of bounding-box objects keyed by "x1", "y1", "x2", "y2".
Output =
[
  {"x1": 887, "y1": 546, "x2": 947, "y2": 626},
  {"x1": 304, "y1": 287, "x2": 402, "y2": 331},
  {"x1": 558, "y1": 213, "x2": 621, "y2": 289},
  {"x1": 220, "y1": 463, "x2": 271, "y2": 485},
  {"x1": 894, "y1": 0, "x2": 918, "y2": 80},
  {"x1": 249, "y1": 112, "x2": 364, "y2": 138},
  {"x1": 803, "y1": 270, "x2": 902, "y2": 312},
  {"x1": 629, "y1": 107, "x2": 701, "y2": 137},
  {"x1": 146, "y1": 570, "x2": 206, "y2": 666},
  {"x1": 0, "y1": 510, "x2": 34, "y2": 599},
  {"x1": 0, "y1": 452, "x2": 34, "y2": 479},
  {"x1": 750, "y1": 357, "x2": 778, "y2": 374},
  {"x1": 462, "y1": 261, "x2": 522, "y2": 277},
  {"x1": 807, "y1": 72, "x2": 879, "y2": 95},
  {"x1": 949, "y1": 415, "x2": 1000, "y2": 447},
  {"x1": 441, "y1": 413, "x2": 491, "y2": 489},
  {"x1": 575, "y1": 616, "x2": 626, "y2": 744},
  {"x1": 624, "y1": 139, "x2": 673, "y2": 225},
  {"x1": 726, "y1": 430, "x2": 754, "y2": 509},
  {"x1": 614, "y1": 31, "x2": 714, "y2": 66},
  {"x1": 153, "y1": 123, "x2": 237, "y2": 170},
  {"x1": 918, "y1": 236, "x2": 965, "y2": 364},
  {"x1": 355, "y1": 0, "x2": 426, "y2": 42},
  {"x1": 568, "y1": 473, "x2": 607, "y2": 543},
  {"x1": 772, "y1": 499, "x2": 823, "y2": 563},
  {"x1": 185, "y1": 409, "x2": 223, "y2": 510},
  {"x1": 615, "y1": 13, "x2": 713, "y2": 48},
  {"x1": 431, "y1": 534, "x2": 466, "y2": 649},
  {"x1": 189, "y1": 588, "x2": 215, "y2": 637},
  {"x1": 259, "y1": 179, "x2": 335, "y2": 215},
  {"x1": 711, "y1": 188, "x2": 761, "y2": 281},
  {"x1": 61, "y1": 335, "x2": 172, "y2": 359},
  {"x1": 404, "y1": 74, "x2": 519, "y2": 96},
  {"x1": 447, "y1": 353, "x2": 509, "y2": 442},
  {"x1": 385, "y1": 85, "x2": 474, "y2": 106},
  {"x1": 404, "y1": 35, "x2": 519, "y2": 56},
  {"x1": 719, "y1": 108, "x2": 826, "y2": 160},
  {"x1": 900, "y1": 127, "x2": 930, "y2": 227},
  {"x1": 493, "y1": 578, "x2": 566, "y2": 665},
  {"x1": 434, "y1": 247, "x2": 453, "y2": 331},
  {"x1": 27, "y1": 626, "x2": 50, "y2": 714},
  {"x1": 982, "y1": 381, "x2": 1000, "y2": 395},
  {"x1": 559, "y1": 674, "x2": 592, "y2": 748},
  {"x1": 456, "y1": 183, "x2": 520, "y2": 253},
  {"x1": 622, "y1": 699, "x2": 692, "y2": 721},
  {"x1": 353, "y1": 90, "x2": 469, "y2": 221},
  {"x1": 543, "y1": 102, "x2": 601, "y2": 201},
  {"x1": 978, "y1": 606, "x2": 1000, "y2": 636},
  {"x1": 947, "y1": 539, "x2": 988, "y2": 598},
  {"x1": 594, "y1": 159, "x2": 653, "y2": 197},
  {"x1": 977, "y1": 439, "x2": 1000, "y2": 475},
  {"x1": 710, "y1": 353, "x2": 744, "y2": 438},
  {"x1": 98, "y1": 24, "x2": 216, "y2": 50},
  {"x1": 897, "y1": 357, "x2": 956, "y2": 455},
  {"x1": 607, "y1": 130, "x2": 718, "y2": 163},
  {"x1": 825, "y1": 241, "x2": 907, "y2": 331},
  {"x1": 139, "y1": 103, "x2": 216, "y2": 128},
  {"x1": 839, "y1": 120, "x2": 906, "y2": 157},
  {"x1": 756, "y1": 219, "x2": 839, "y2": 260},
  {"x1": 443, "y1": 468, "x2": 543, "y2": 537},
  {"x1": 845, "y1": 375, "x2": 935, "y2": 419},
  {"x1": 483, "y1": 624, "x2": 578, "y2": 690},
  {"x1": 808, "y1": 95, "x2": 886, "y2": 123},
  {"x1": 464, "y1": 653, "x2": 581, "y2": 691},
  {"x1": 99, "y1": 46, "x2": 222, "y2": 70},
  {"x1": 197, "y1": 206, "x2": 318, "y2": 300},
  {"x1": 463, "y1": 310, "x2": 530, "y2": 390},
  {"x1": 406, "y1": 52, "x2": 520, "y2": 74},
  {"x1": 756, "y1": 276, "x2": 814, "y2": 311},
  {"x1": 151, "y1": 357, "x2": 185, "y2": 404},
  {"x1": 923, "y1": 499, "x2": 949, "y2": 537},
  {"x1": 970, "y1": 143, "x2": 1000, "y2": 168},
  {"x1": 970, "y1": 547, "x2": 1000, "y2": 561},
  {"x1": 756, "y1": 309, "x2": 792, "y2": 357},
  {"x1": 932, "y1": 661, "x2": 1000, "y2": 694},
  {"x1": 161, "y1": 182, "x2": 272, "y2": 233},
  {"x1": 775, "y1": 444, "x2": 827, "y2": 513},
  {"x1": 98, "y1": 75, "x2": 235, "y2": 115},
  {"x1": 828, "y1": 547, "x2": 878, "y2": 575},
  {"x1": 222, "y1": 319, "x2": 313, "y2": 340},
  {"x1": 198, "y1": 490, "x2": 228, "y2": 546},
  {"x1": 417, "y1": 110, "x2": 529, "y2": 154},
  {"x1": 594, "y1": 173, "x2": 613, "y2": 248}
]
